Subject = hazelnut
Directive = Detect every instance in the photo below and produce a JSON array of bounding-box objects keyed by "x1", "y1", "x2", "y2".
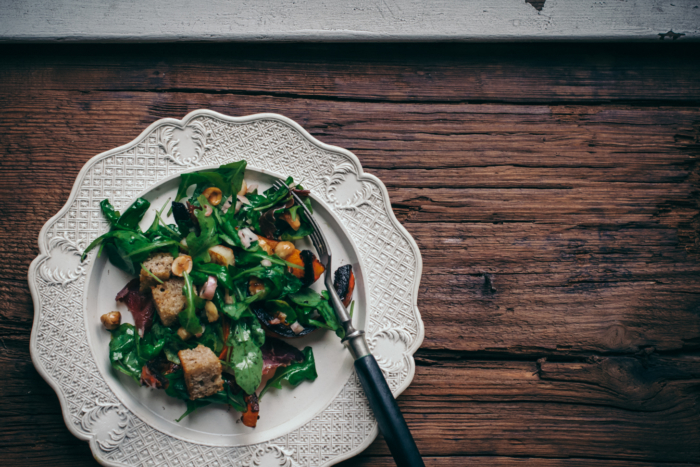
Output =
[
  {"x1": 274, "y1": 241, "x2": 295, "y2": 260},
  {"x1": 205, "y1": 301, "x2": 219, "y2": 322},
  {"x1": 100, "y1": 311, "x2": 121, "y2": 330},
  {"x1": 171, "y1": 255, "x2": 193, "y2": 277},
  {"x1": 202, "y1": 186, "x2": 223, "y2": 206},
  {"x1": 177, "y1": 327, "x2": 192, "y2": 341}
]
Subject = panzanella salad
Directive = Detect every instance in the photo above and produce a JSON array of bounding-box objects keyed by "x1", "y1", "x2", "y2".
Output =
[{"x1": 82, "y1": 161, "x2": 355, "y2": 427}]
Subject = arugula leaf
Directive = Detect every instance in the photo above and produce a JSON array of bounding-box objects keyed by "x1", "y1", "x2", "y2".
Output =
[
  {"x1": 287, "y1": 288, "x2": 322, "y2": 308},
  {"x1": 316, "y1": 292, "x2": 344, "y2": 338},
  {"x1": 228, "y1": 319, "x2": 264, "y2": 395},
  {"x1": 259, "y1": 347, "x2": 317, "y2": 399},
  {"x1": 219, "y1": 160, "x2": 247, "y2": 198},
  {"x1": 116, "y1": 198, "x2": 150, "y2": 230},
  {"x1": 124, "y1": 239, "x2": 181, "y2": 258},
  {"x1": 237, "y1": 264, "x2": 303, "y2": 299},
  {"x1": 100, "y1": 199, "x2": 121, "y2": 225},
  {"x1": 82, "y1": 230, "x2": 155, "y2": 275},
  {"x1": 165, "y1": 371, "x2": 247, "y2": 422},
  {"x1": 174, "y1": 161, "x2": 247, "y2": 206},
  {"x1": 164, "y1": 371, "x2": 191, "y2": 401},
  {"x1": 193, "y1": 321, "x2": 224, "y2": 355},
  {"x1": 185, "y1": 196, "x2": 219, "y2": 262},
  {"x1": 235, "y1": 249, "x2": 303, "y2": 270},
  {"x1": 265, "y1": 300, "x2": 297, "y2": 325},
  {"x1": 179, "y1": 271, "x2": 203, "y2": 335},
  {"x1": 192, "y1": 263, "x2": 234, "y2": 291},
  {"x1": 108, "y1": 323, "x2": 167, "y2": 381},
  {"x1": 220, "y1": 292, "x2": 261, "y2": 321},
  {"x1": 280, "y1": 221, "x2": 314, "y2": 241}
]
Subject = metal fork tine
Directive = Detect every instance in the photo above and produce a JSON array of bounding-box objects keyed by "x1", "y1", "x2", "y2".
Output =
[{"x1": 272, "y1": 177, "x2": 331, "y2": 262}]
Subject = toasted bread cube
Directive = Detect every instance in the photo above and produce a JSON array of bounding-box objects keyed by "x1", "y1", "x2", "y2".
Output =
[
  {"x1": 179, "y1": 344, "x2": 224, "y2": 400},
  {"x1": 151, "y1": 277, "x2": 186, "y2": 326},
  {"x1": 140, "y1": 252, "x2": 173, "y2": 291}
]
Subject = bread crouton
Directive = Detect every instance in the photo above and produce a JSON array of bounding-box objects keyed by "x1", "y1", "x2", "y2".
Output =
[
  {"x1": 178, "y1": 344, "x2": 224, "y2": 400},
  {"x1": 151, "y1": 277, "x2": 186, "y2": 326},
  {"x1": 140, "y1": 252, "x2": 173, "y2": 291}
]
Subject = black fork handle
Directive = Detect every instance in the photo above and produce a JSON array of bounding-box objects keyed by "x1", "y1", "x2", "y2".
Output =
[{"x1": 355, "y1": 354, "x2": 426, "y2": 467}]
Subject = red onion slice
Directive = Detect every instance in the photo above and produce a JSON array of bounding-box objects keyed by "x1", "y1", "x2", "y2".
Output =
[{"x1": 199, "y1": 275, "x2": 217, "y2": 300}]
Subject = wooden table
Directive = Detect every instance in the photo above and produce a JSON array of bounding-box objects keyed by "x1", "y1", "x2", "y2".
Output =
[{"x1": 2, "y1": 43, "x2": 700, "y2": 466}]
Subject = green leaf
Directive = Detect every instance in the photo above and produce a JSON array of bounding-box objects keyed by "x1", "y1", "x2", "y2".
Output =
[
  {"x1": 108, "y1": 323, "x2": 142, "y2": 380},
  {"x1": 193, "y1": 322, "x2": 224, "y2": 355},
  {"x1": 219, "y1": 160, "x2": 247, "y2": 199},
  {"x1": 100, "y1": 199, "x2": 121, "y2": 225},
  {"x1": 193, "y1": 263, "x2": 234, "y2": 290},
  {"x1": 265, "y1": 300, "x2": 297, "y2": 325},
  {"x1": 235, "y1": 249, "x2": 304, "y2": 270},
  {"x1": 287, "y1": 288, "x2": 322, "y2": 308},
  {"x1": 164, "y1": 371, "x2": 191, "y2": 401},
  {"x1": 125, "y1": 240, "x2": 180, "y2": 258},
  {"x1": 288, "y1": 205, "x2": 300, "y2": 222},
  {"x1": 185, "y1": 196, "x2": 219, "y2": 262},
  {"x1": 220, "y1": 292, "x2": 261, "y2": 321},
  {"x1": 116, "y1": 198, "x2": 150, "y2": 230},
  {"x1": 316, "y1": 298, "x2": 344, "y2": 338},
  {"x1": 179, "y1": 271, "x2": 203, "y2": 335},
  {"x1": 174, "y1": 161, "x2": 246, "y2": 207},
  {"x1": 259, "y1": 347, "x2": 317, "y2": 399},
  {"x1": 229, "y1": 320, "x2": 263, "y2": 395}
]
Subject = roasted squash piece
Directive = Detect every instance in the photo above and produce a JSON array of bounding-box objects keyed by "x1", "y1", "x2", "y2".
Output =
[
  {"x1": 241, "y1": 393, "x2": 260, "y2": 428},
  {"x1": 287, "y1": 249, "x2": 324, "y2": 286}
]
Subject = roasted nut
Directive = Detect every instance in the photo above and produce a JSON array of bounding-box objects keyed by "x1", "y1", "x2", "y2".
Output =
[
  {"x1": 100, "y1": 311, "x2": 121, "y2": 330},
  {"x1": 177, "y1": 327, "x2": 193, "y2": 341},
  {"x1": 257, "y1": 237, "x2": 274, "y2": 255},
  {"x1": 171, "y1": 255, "x2": 193, "y2": 277},
  {"x1": 281, "y1": 212, "x2": 301, "y2": 231},
  {"x1": 274, "y1": 241, "x2": 295, "y2": 260},
  {"x1": 180, "y1": 238, "x2": 188, "y2": 247},
  {"x1": 202, "y1": 187, "x2": 223, "y2": 206},
  {"x1": 208, "y1": 245, "x2": 235, "y2": 266},
  {"x1": 249, "y1": 277, "x2": 265, "y2": 295},
  {"x1": 238, "y1": 180, "x2": 247, "y2": 196},
  {"x1": 205, "y1": 301, "x2": 219, "y2": 322}
]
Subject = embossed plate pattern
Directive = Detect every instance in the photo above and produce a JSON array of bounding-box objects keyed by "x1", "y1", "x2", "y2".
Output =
[{"x1": 29, "y1": 110, "x2": 424, "y2": 467}]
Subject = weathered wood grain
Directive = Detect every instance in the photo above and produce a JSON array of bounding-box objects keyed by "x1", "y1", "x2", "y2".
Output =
[
  {"x1": 2, "y1": 44, "x2": 700, "y2": 103},
  {"x1": 2, "y1": 44, "x2": 700, "y2": 466}
]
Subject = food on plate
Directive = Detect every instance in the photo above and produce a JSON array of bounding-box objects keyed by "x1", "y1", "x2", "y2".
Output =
[{"x1": 81, "y1": 161, "x2": 354, "y2": 427}]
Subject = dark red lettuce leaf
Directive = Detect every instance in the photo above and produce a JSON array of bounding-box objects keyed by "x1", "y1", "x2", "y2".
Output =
[
  {"x1": 261, "y1": 338, "x2": 304, "y2": 375},
  {"x1": 116, "y1": 278, "x2": 155, "y2": 336},
  {"x1": 260, "y1": 198, "x2": 294, "y2": 239}
]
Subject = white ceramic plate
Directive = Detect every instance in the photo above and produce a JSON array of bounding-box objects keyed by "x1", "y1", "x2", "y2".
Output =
[{"x1": 28, "y1": 110, "x2": 424, "y2": 467}]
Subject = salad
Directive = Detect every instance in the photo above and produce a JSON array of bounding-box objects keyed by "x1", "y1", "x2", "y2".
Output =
[{"x1": 83, "y1": 161, "x2": 355, "y2": 427}]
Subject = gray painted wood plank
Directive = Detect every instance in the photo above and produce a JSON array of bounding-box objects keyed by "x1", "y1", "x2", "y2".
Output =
[{"x1": 0, "y1": 0, "x2": 698, "y2": 42}]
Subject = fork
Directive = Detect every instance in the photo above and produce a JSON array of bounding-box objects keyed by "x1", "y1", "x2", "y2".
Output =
[{"x1": 273, "y1": 179, "x2": 425, "y2": 467}]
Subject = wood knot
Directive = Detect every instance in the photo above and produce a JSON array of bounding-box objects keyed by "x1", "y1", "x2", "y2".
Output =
[{"x1": 482, "y1": 273, "x2": 496, "y2": 295}]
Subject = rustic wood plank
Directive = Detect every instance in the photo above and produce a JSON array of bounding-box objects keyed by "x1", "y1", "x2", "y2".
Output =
[
  {"x1": 2, "y1": 44, "x2": 700, "y2": 103},
  {"x1": 338, "y1": 458, "x2": 700, "y2": 467}
]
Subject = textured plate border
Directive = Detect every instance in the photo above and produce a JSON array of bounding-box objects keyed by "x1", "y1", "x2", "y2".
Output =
[{"x1": 28, "y1": 110, "x2": 424, "y2": 467}]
